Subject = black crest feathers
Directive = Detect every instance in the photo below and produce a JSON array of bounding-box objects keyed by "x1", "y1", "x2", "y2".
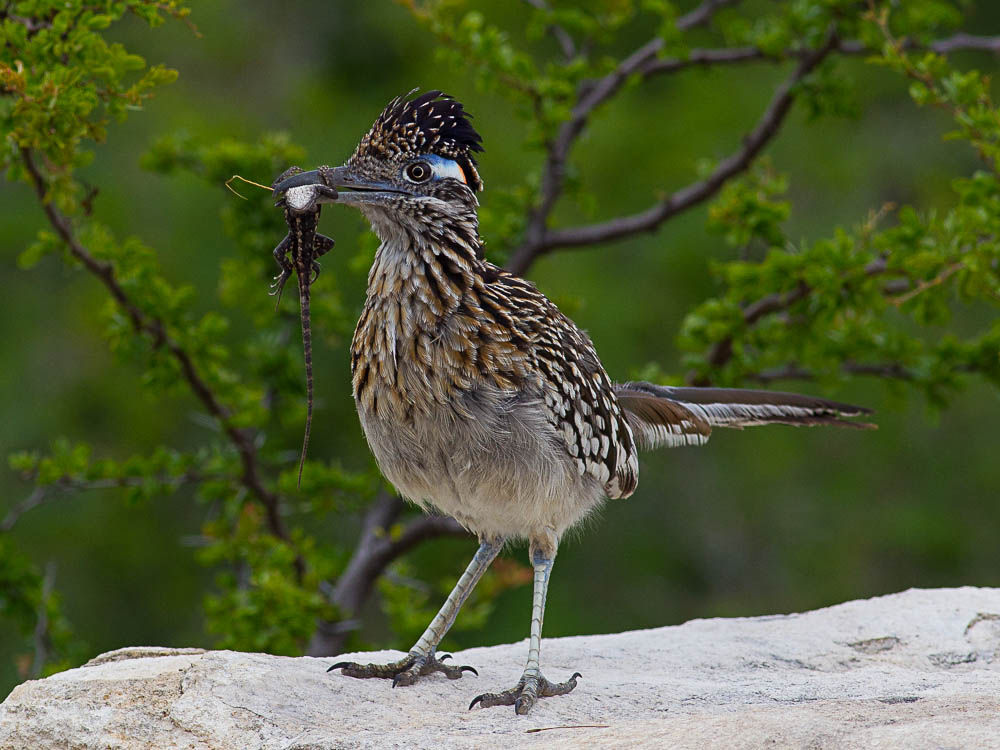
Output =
[{"x1": 353, "y1": 90, "x2": 484, "y2": 191}]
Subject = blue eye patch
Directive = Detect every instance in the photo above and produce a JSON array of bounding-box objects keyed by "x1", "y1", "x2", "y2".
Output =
[{"x1": 424, "y1": 154, "x2": 468, "y2": 184}]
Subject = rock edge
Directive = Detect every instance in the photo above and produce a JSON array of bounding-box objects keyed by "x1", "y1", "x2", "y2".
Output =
[{"x1": 3, "y1": 587, "x2": 1000, "y2": 749}]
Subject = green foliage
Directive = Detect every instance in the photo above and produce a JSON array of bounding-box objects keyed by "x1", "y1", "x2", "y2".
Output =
[
  {"x1": 707, "y1": 160, "x2": 790, "y2": 250},
  {"x1": 200, "y1": 506, "x2": 339, "y2": 655},
  {"x1": 1, "y1": 0, "x2": 189, "y2": 212},
  {"x1": 0, "y1": 537, "x2": 78, "y2": 679},
  {"x1": 144, "y1": 132, "x2": 350, "y2": 334},
  {"x1": 680, "y1": 9, "x2": 1000, "y2": 403},
  {"x1": 2, "y1": 1, "x2": 375, "y2": 677}
]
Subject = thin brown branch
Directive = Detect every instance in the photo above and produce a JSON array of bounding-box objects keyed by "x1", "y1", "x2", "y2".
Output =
[
  {"x1": 508, "y1": 4, "x2": 747, "y2": 274},
  {"x1": 526, "y1": 28, "x2": 839, "y2": 262},
  {"x1": 521, "y1": 0, "x2": 576, "y2": 60},
  {"x1": 510, "y1": 36, "x2": 665, "y2": 272},
  {"x1": 746, "y1": 361, "x2": 916, "y2": 384},
  {"x1": 845, "y1": 362, "x2": 915, "y2": 379},
  {"x1": 676, "y1": 0, "x2": 742, "y2": 31},
  {"x1": 2, "y1": 472, "x2": 229, "y2": 532},
  {"x1": 636, "y1": 34, "x2": 1000, "y2": 79},
  {"x1": 386, "y1": 514, "x2": 468, "y2": 561},
  {"x1": 890, "y1": 262, "x2": 962, "y2": 306},
  {"x1": 19, "y1": 149, "x2": 292, "y2": 549},
  {"x1": 691, "y1": 257, "x2": 890, "y2": 385},
  {"x1": 307, "y1": 490, "x2": 468, "y2": 657},
  {"x1": 639, "y1": 45, "x2": 768, "y2": 77},
  {"x1": 30, "y1": 561, "x2": 56, "y2": 679},
  {"x1": 925, "y1": 32, "x2": 1000, "y2": 55},
  {"x1": 697, "y1": 281, "x2": 810, "y2": 376},
  {"x1": 871, "y1": 8, "x2": 1000, "y2": 177},
  {"x1": 505, "y1": 20, "x2": 1000, "y2": 276},
  {"x1": 0, "y1": 7, "x2": 52, "y2": 36},
  {"x1": 2, "y1": 486, "x2": 47, "y2": 533}
]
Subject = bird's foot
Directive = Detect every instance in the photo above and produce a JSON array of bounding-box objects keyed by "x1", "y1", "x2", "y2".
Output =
[
  {"x1": 469, "y1": 671, "x2": 581, "y2": 715},
  {"x1": 329, "y1": 651, "x2": 478, "y2": 687}
]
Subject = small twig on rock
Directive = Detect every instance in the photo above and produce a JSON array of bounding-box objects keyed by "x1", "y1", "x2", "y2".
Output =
[{"x1": 526, "y1": 724, "x2": 611, "y2": 734}]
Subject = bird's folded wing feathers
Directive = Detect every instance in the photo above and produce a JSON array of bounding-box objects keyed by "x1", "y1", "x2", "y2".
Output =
[{"x1": 615, "y1": 381, "x2": 875, "y2": 451}]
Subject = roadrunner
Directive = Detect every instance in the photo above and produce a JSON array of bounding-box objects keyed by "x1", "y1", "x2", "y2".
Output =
[{"x1": 273, "y1": 91, "x2": 874, "y2": 715}]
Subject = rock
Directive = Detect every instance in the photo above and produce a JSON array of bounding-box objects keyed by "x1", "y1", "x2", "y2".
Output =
[{"x1": 3, "y1": 587, "x2": 1000, "y2": 749}]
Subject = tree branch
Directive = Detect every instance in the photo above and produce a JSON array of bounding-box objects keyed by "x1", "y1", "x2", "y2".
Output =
[
  {"x1": 508, "y1": 2, "x2": 747, "y2": 274},
  {"x1": 511, "y1": 35, "x2": 665, "y2": 271},
  {"x1": 676, "y1": 0, "x2": 742, "y2": 31},
  {"x1": 505, "y1": 18, "x2": 1000, "y2": 276},
  {"x1": 520, "y1": 0, "x2": 576, "y2": 61},
  {"x1": 639, "y1": 45, "x2": 771, "y2": 77},
  {"x1": 539, "y1": 30, "x2": 839, "y2": 256},
  {"x1": 922, "y1": 32, "x2": 1000, "y2": 55},
  {"x1": 19, "y1": 148, "x2": 292, "y2": 549},
  {"x1": 0, "y1": 7, "x2": 52, "y2": 36},
  {"x1": 1, "y1": 472, "x2": 228, "y2": 533},
  {"x1": 636, "y1": 33, "x2": 1000, "y2": 80},
  {"x1": 890, "y1": 261, "x2": 962, "y2": 306},
  {"x1": 2, "y1": 486, "x2": 47, "y2": 534},
  {"x1": 745, "y1": 361, "x2": 917, "y2": 384},
  {"x1": 307, "y1": 489, "x2": 468, "y2": 657},
  {"x1": 690, "y1": 256, "x2": 890, "y2": 385},
  {"x1": 30, "y1": 561, "x2": 56, "y2": 679},
  {"x1": 507, "y1": 28, "x2": 839, "y2": 274}
]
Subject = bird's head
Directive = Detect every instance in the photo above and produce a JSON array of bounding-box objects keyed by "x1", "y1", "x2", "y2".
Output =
[{"x1": 274, "y1": 90, "x2": 484, "y2": 241}]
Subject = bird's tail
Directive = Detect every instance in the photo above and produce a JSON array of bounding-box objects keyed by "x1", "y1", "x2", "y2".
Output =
[{"x1": 615, "y1": 381, "x2": 875, "y2": 451}]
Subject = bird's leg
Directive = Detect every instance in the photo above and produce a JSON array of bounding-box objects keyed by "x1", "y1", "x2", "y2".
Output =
[
  {"x1": 470, "y1": 536, "x2": 580, "y2": 715},
  {"x1": 330, "y1": 537, "x2": 503, "y2": 686}
]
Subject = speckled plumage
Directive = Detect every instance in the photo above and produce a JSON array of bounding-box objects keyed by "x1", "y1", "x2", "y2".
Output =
[{"x1": 274, "y1": 91, "x2": 873, "y2": 714}]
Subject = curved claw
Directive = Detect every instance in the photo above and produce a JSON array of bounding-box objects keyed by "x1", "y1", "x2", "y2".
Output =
[
  {"x1": 329, "y1": 651, "x2": 476, "y2": 686},
  {"x1": 470, "y1": 671, "x2": 580, "y2": 714},
  {"x1": 515, "y1": 694, "x2": 533, "y2": 716},
  {"x1": 428, "y1": 653, "x2": 477, "y2": 676}
]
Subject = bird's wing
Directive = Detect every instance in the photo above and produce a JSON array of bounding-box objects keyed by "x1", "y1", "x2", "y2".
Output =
[{"x1": 528, "y1": 303, "x2": 639, "y2": 500}]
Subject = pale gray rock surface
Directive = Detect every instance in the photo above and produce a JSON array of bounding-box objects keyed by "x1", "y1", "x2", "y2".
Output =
[{"x1": 2, "y1": 588, "x2": 1000, "y2": 749}]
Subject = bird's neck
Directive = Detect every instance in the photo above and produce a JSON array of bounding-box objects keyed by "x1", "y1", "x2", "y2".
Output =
[
  {"x1": 363, "y1": 209, "x2": 485, "y2": 310},
  {"x1": 351, "y1": 213, "x2": 490, "y2": 416}
]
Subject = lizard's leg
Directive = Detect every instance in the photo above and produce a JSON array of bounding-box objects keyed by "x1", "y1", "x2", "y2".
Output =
[
  {"x1": 310, "y1": 234, "x2": 336, "y2": 282},
  {"x1": 270, "y1": 234, "x2": 294, "y2": 308}
]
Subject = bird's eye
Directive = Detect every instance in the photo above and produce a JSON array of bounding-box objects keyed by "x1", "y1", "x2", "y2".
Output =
[{"x1": 404, "y1": 161, "x2": 432, "y2": 183}]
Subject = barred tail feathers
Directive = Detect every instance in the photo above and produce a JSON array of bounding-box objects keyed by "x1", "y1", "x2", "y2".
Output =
[{"x1": 615, "y1": 381, "x2": 875, "y2": 451}]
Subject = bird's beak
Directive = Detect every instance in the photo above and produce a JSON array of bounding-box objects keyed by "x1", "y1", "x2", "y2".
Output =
[{"x1": 272, "y1": 166, "x2": 410, "y2": 207}]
